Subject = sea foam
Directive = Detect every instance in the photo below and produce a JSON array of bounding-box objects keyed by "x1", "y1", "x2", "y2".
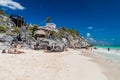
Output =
[{"x1": 93, "y1": 47, "x2": 120, "y2": 64}]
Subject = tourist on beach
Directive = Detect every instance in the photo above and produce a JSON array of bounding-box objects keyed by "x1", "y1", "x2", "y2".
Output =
[
  {"x1": 108, "y1": 48, "x2": 110, "y2": 51},
  {"x1": 2, "y1": 49, "x2": 6, "y2": 53},
  {"x1": 8, "y1": 48, "x2": 25, "y2": 54}
]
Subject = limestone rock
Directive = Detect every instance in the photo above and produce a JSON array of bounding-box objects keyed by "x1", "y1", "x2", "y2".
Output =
[{"x1": 0, "y1": 14, "x2": 15, "y2": 33}]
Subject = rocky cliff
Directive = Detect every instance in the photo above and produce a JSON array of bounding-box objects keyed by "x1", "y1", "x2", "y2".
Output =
[
  {"x1": 0, "y1": 14, "x2": 15, "y2": 33},
  {"x1": 0, "y1": 14, "x2": 91, "y2": 51}
]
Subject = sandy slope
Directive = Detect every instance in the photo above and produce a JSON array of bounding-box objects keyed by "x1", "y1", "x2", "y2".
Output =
[{"x1": 0, "y1": 49, "x2": 107, "y2": 80}]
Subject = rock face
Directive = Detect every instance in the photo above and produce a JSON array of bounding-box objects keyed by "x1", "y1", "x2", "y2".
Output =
[
  {"x1": 0, "y1": 34, "x2": 13, "y2": 50},
  {"x1": 0, "y1": 14, "x2": 92, "y2": 52},
  {"x1": 33, "y1": 38, "x2": 65, "y2": 52},
  {"x1": 20, "y1": 26, "x2": 27, "y2": 41},
  {"x1": 0, "y1": 34, "x2": 13, "y2": 43},
  {"x1": 59, "y1": 32, "x2": 90, "y2": 49},
  {"x1": 0, "y1": 14, "x2": 15, "y2": 33}
]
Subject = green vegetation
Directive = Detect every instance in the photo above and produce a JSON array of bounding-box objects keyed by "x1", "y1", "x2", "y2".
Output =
[
  {"x1": 0, "y1": 9, "x2": 7, "y2": 16},
  {"x1": 29, "y1": 24, "x2": 39, "y2": 36},
  {"x1": 60, "y1": 27, "x2": 67, "y2": 31},
  {"x1": 6, "y1": 26, "x2": 20, "y2": 35},
  {"x1": 0, "y1": 9, "x2": 4, "y2": 14},
  {"x1": 60, "y1": 27, "x2": 80, "y2": 38},
  {"x1": 12, "y1": 27, "x2": 20, "y2": 34},
  {"x1": 69, "y1": 27, "x2": 77, "y2": 37},
  {"x1": 0, "y1": 19, "x2": 5, "y2": 22},
  {"x1": 0, "y1": 26, "x2": 8, "y2": 33},
  {"x1": 54, "y1": 32, "x2": 62, "y2": 39}
]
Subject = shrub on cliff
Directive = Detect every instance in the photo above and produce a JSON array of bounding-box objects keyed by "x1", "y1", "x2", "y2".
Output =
[
  {"x1": 29, "y1": 24, "x2": 39, "y2": 36},
  {"x1": 12, "y1": 27, "x2": 20, "y2": 34},
  {"x1": 0, "y1": 26, "x2": 8, "y2": 33},
  {"x1": 0, "y1": 9, "x2": 7, "y2": 16}
]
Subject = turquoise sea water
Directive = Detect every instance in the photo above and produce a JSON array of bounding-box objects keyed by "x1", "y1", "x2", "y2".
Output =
[
  {"x1": 95, "y1": 45, "x2": 120, "y2": 50},
  {"x1": 93, "y1": 45, "x2": 120, "y2": 64}
]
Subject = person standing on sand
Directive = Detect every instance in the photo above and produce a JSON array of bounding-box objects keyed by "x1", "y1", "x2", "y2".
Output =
[{"x1": 108, "y1": 48, "x2": 110, "y2": 51}]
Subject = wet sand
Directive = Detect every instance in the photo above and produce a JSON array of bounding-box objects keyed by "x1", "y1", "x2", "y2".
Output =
[{"x1": 80, "y1": 49, "x2": 120, "y2": 80}]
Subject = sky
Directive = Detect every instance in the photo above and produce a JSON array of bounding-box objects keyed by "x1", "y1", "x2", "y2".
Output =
[{"x1": 0, "y1": 0, "x2": 120, "y2": 45}]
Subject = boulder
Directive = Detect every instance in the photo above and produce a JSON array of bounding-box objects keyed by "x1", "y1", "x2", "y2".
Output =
[
  {"x1": 0, "y1": 34, "x2": 13, "y2": 43},
  {"x1": 52, "y1": 42, "x2": 65, "y2": 52},
  {"x1": 62, "y1": 38, "x2": 69, "y2": 47},
  {"x1": 0, "y1": 41, "x2": 12, "y2": 50},
  {"x1": 33, "y1": 38, "x2": 65, "y2": 52}
]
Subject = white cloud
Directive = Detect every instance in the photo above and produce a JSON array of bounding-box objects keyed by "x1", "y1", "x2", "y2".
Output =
[
  {"x1": 86, "y1": 32, "x2": 97, "y2": 44},
  {"x1": 89, "y1": 37, "x2": 97, "y2": 43},
  {"x1": 86, "y1": 32, "x2": 111, "y2": 45},
  {"x1": 0, "y1": 0, "x2": 25, "y2": 10},
  {"x1": 87, "y1": 32, "x2": 91, "y2": 37},
  {"x1": 87, "y1": 26, "x2": 93, "y2": 30}
]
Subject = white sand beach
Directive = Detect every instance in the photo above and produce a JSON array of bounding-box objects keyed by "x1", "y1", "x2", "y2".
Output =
[{"x1": 0, "y1": 49, "x2": 119, "y2": 80}]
